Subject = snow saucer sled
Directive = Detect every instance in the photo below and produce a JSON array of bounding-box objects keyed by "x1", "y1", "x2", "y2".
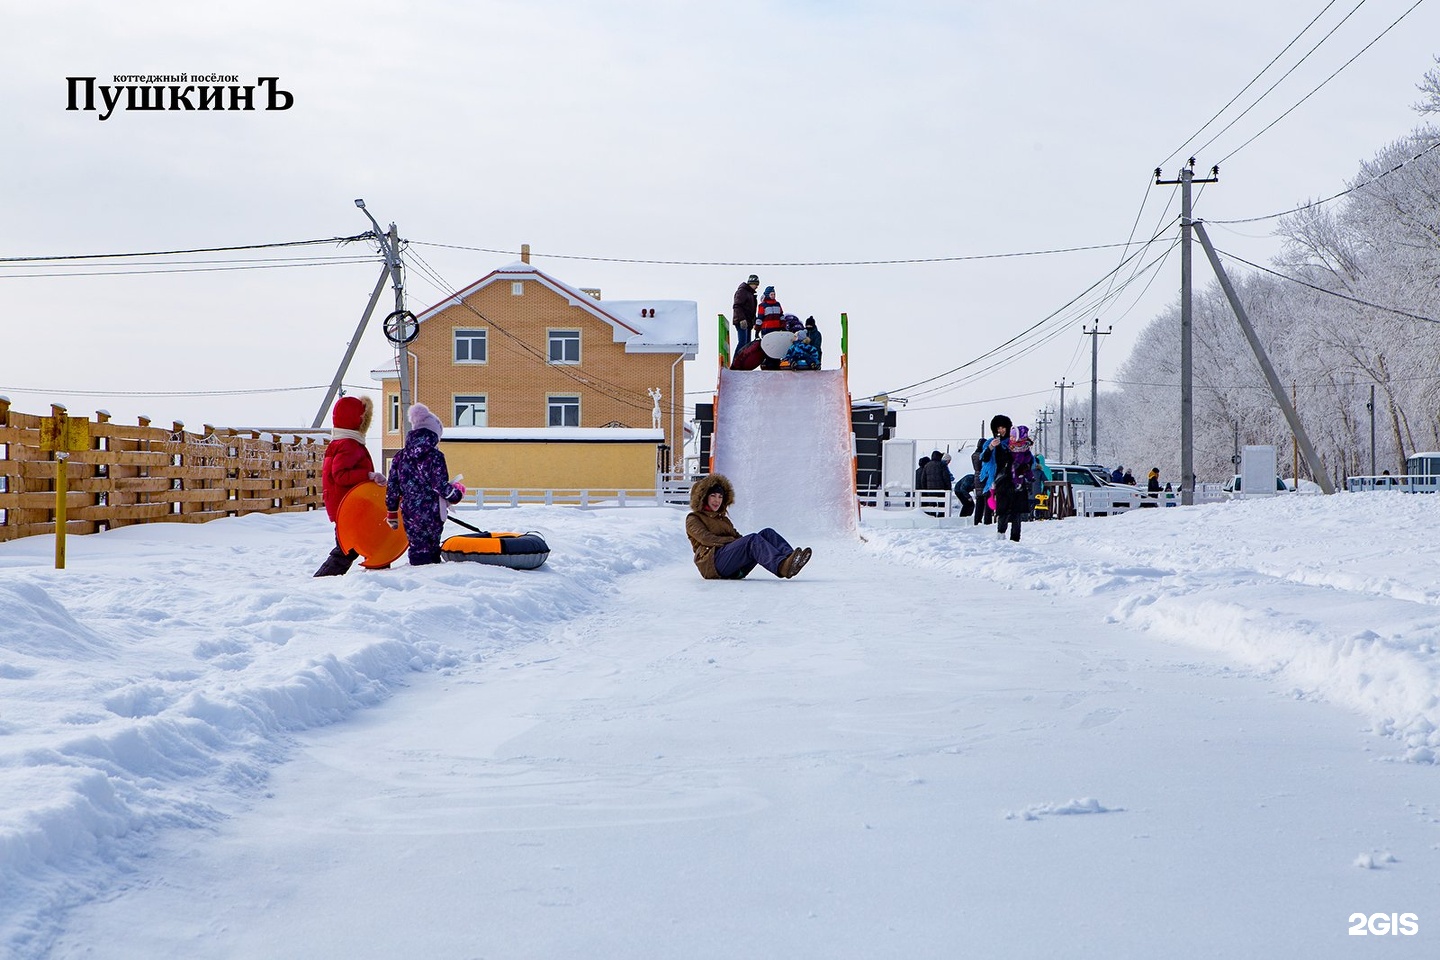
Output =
[
  {"x1": 335, "y1": 481, "x2": 407, "y2": 569},
  {"x1": 440, "y1": 531, "x2": 550, "y2": 570}
]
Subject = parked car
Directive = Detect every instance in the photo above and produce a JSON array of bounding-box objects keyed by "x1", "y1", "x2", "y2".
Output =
[
  {"x1": 1221, "y1": 474, "x2": 1288, "y2": 495},
  {"x1": 1047, "y1": 464, "x2": 1113, "y2": 487}
]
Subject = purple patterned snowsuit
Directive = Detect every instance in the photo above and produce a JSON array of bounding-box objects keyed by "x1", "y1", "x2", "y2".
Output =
[{"x1": 384, "y1": 428, "x2": 464, "y2": 565}]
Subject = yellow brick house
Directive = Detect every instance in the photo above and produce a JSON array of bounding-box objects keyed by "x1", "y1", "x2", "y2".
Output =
[{"x1": 371, "y1": 255, "x2": 698, "y2": 492}]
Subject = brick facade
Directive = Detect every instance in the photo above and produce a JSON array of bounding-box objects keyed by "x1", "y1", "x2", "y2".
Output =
[{"x1": 376, "y1": 265, "x2": 694, "y2": 473}]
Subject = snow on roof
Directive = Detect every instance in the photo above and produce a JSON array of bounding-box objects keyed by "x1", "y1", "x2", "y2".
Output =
[{"x1": 411, "y1": 261, "x2": 698, "y2": 359}]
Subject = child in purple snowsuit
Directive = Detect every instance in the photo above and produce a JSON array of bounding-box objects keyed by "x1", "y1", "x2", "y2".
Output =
[{"x1": 385, "y1": 403, "x2": 466, "y2": 566}]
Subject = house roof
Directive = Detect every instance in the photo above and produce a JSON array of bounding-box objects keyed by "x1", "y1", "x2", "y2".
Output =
[{"x1": 413, "y1": 261, "x2": 698, "y2": 358}]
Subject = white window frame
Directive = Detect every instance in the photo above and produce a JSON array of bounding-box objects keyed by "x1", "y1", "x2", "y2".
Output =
[
  {"x1": 511, "y1": 281, "x2": 524, "y2": 296},
  {"x1": 547, "y1": 394, "x2": 580, "y2": 428},
  {"x1": 548, "y1": 329, "x2": 581, "y2": 365},
  {"x1": 453, "y1": 395, "x2": 488, "y2": 427},
  {"x1": 453, "y1": 328, "x2": 488, "y2": 364}
]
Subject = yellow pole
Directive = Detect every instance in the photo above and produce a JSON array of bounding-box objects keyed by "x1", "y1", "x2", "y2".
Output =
[{"x1": 55, "y1": 451, "x2": 69, "y2": 569}]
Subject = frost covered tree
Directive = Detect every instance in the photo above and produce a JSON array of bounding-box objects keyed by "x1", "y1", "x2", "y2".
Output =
[{"x1": 1099, "y1": 66, "x2": 1440, "y2": 485}]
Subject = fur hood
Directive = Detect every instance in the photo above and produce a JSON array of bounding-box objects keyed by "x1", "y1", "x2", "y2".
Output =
[{"x1": 689, "y1": 473, "x2": 735, "y2": 513}]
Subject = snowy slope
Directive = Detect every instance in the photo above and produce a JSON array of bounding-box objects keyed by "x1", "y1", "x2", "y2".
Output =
[
  {"x1": 712, "y1": 368, "x2": 857, "y2": 539},
  {"x1": 2, "y1": 494, "x2": 1439, "y2": 957}
]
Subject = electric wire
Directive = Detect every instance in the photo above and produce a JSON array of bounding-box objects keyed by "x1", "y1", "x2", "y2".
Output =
[
  {"x1": 876, "y1": 226, "x2": 1180, "y2": 401},
  {"x1": 0, "y1": 258, "x2": 377, "y2": 280},
  {"x1": 400, "y1": 249, "x2": 661, "y2": 415},
  {"x1": 1210, "y1": 245, "x2": 1439, "y2": 322},
  {"x1": 1160, "y1": 0, "x2": 1343, "y2": 168},
  {"x1": 1190, "y1": 0, "x2": 1374, "y2": 160},
  {"x1": 1214, "y1": 0, "x2": 1429, "y2": 165},
  {"x1": 0, "y1": 234, "x2": 374, "y2": 264},
  {"x1": 897, "y1": 238, "x2": 1181, "y2": 403},
  {"x1": 1210, "y1": 135, "x2": 1440, "y2": 224},
  {"x1": 0, "y1": 383, "x2": 376, "y2": 398},
  {"x1": 409, "y1": 238, "x2": 1156, "y2": 268}
]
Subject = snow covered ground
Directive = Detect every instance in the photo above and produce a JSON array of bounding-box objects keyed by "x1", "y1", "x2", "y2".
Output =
[{"x1": 2, "y1": 493, "x2": 1438, "y2": 957}]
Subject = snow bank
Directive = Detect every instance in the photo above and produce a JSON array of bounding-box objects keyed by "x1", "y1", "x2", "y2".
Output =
[
  {"x1": 863, "y1": 493, "x2": 1440, "y2": 761},
  {"x1": 0, "y1": 506, "x2": 683, "y2": 949}
]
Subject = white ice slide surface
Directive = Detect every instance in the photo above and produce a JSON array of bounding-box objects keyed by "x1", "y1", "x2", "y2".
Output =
[{"x1": 712, "y1": 368, "x2": 857, "y2": 540}]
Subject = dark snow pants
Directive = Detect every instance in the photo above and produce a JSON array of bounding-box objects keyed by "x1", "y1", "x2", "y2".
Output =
[{"x1": 715, "y1": 528, "x2": 794, "y2": 579}]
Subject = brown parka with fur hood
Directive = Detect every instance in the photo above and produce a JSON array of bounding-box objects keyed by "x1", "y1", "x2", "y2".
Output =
[{"x1": 685, "y1": 474, "x2": 743, "y2": 579}]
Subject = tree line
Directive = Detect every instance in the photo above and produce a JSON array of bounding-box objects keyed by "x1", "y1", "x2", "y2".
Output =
[{"x1": 1084, "y1": 60, "x2": 1440, "y2": 485}]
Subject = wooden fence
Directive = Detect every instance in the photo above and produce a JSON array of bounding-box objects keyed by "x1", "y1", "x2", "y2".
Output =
[{"x1": 0, "y1": 399, "x2": 325, "y2": 543}]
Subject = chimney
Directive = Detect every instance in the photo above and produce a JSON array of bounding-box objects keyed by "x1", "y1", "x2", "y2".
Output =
[{"x1": 520, "y1": 243, "x2": 530, "y2": 264}]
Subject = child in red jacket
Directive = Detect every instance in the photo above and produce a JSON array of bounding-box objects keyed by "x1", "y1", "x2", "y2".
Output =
[{"x1": 313, "y1": 395, "x2": 384, "y2": 577}]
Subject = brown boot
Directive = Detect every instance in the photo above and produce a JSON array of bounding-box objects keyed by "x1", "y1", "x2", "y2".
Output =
[{"x1": 780, "y1": 546, "x2": 812, "y2": 579}]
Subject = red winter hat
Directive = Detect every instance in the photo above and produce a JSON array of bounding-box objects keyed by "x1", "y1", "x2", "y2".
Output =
[{"x1": 332, "y1": 395, "x2": 367, "y2": 430}]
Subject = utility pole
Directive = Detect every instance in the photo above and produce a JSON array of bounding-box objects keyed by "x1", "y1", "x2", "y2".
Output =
[
  {"x1": 1035, "y1": 408, "x2": 1054, "y2": 460},
  {"x1": 313, "y1": 202, "x2": 411, "y2": 438},
  {"x1": 1069, "y1": 416, "x2": 1086, "y2": 457},
  {"x1": 1192, "y1": 220, "x2": 1335, "y2": 494},
  {"x1": 1156, "y1": 160, "x2": 1219, "y2": 505},
  {"x1": 355, "y1": 201, "x2": 410, "y2": 443},
  {"x1": 1054, "y1": 380, "x2": 1073, "y2": 463},
  {"x1": 1082, "y1": 322, "x2": 1111, "y2": 465},
  {"x1": 1368, "y1": 384, "x2": 1376, "y2": 476}
]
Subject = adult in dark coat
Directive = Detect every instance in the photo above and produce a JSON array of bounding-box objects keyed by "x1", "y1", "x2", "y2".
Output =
[
  {"x1": 732, "y1": 274, "x2": 759, "y2": 350},
  {"x1": 980, "y1": 414, "x2": 1028, "y2": 542},
  {"x1": 685, "y1": 473, "x2": 810, "y2": 580},
  {"x1": 916, "y1": 456, "x2": 930, "y2": 492},
  {"x1": 919, "y1": 450, "x2": 954, "y2": 517}
]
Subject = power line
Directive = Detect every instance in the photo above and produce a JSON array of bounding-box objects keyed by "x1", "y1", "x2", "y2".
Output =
[
  {"x1": 401, "y1": 249, "x2": 660, "y2": 414},
  {"x1": 409, "y1": 238, "x2": 1153, "y2": 268},
  {"x1": 877, "y1": 228, "x2": 1179, "y2": 400},
  {"x1": 1192, "y1": 0, "x2": 1374, "y2": 160},
  {"x1": 0, "y1": 258, "x2": 376, "y2": 280},
  {"x1": 1210, "y1": 244, "x2": 1439, "y2": 322},
  {"x1": 0, "y1": 234, "x2": 374, "y2": 264},
  {"x1": 1215, "y1": 0, "x2": 1429, "y2": 164},
  {"x1": 1210, "y1": 133, "x2": 1440, "y2": 225},
  {"x1": 1161, "y1": 0, "x2": 1343, "y2": 168}
]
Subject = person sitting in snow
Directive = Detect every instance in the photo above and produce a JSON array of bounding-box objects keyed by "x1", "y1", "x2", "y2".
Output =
[
  {"x1": 685, "y1": 473, "x2": 810, "y2": 580},
  {"x1": 384, "y1": 403, "x2": 466, "y2": 566},
  {"x1": 781, "y1": 316, "x2": 821, "y2": 370},
  {"x1": 314, "y1": 394, "x2": 386, "y2": 577}
]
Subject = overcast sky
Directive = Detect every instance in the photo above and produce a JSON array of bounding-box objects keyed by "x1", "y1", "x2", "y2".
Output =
[{"x1": 4, "y1": 0, "x2": 1437, "y2": 448}]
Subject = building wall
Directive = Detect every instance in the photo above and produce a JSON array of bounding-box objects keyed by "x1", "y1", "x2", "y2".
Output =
[
  {"x1": 381, "y1": 279, "x2": 686, "y2": 467},
  {"x1": 440, "y1": 440, "x2": 660, "y2": 491}
]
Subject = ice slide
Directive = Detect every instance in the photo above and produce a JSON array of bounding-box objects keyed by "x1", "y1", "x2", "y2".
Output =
[{"x1": 711, "y1": 368, "x2": 858, "y2": 539}]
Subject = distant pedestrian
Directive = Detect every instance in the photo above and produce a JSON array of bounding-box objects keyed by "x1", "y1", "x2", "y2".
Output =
[
  {"x1": 1147, "y1": 467, "x2": 1161, "y2": 494},
  {"x1": 954, "y1": 473, "x2": 976, "y2": 517},
  {"x1": 685, "y1": 474, "x2": 811, "y2": 580},
  {"x1": 981, "y1": 415, "x2": 1033, "y2": 542},
  {"x1": 1122, "y1": 468, "x2": 1136, "y2": 486},
  {"x1": 732, "y1": 274, "x2": 759, "y2": 351},
  {"x1": 916, "y1": 456, "x2": 930, "y2": 492},
  {"x1": 804, "y1": 317, "x2": 822, "y2": 367},
  {"x1": 1110, "y1": 465, "x2": 1125, "y2": 483},
  {"x1": 920, "y1": 450, "x2": 954, "y2": 517}
]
